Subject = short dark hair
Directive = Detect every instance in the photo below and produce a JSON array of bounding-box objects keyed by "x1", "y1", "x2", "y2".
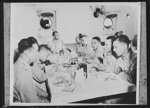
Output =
[
  {"x1": 52, "y1": 31, "x2": 58, "y2": 36},
  {"x1": 106, "y1": 36, "x2": 115, "y2": 51},
  {"x1": 114, "y1": 34, "x2": 130, "y2": 46},
  {"x1": 80, "y1": 34, "x2": 87, "y2": 39},
  {"x1": 39, "y1": 44, "x2": 50, "y2": 51},
  {"x1": 27, "y1": 36, "x2": 38, "y2": 44},
  {"x1": 18, "y1": 37, "x2": 38, "y2": 54},
  {"x1": 92, "y1": 36, "x2": 101, "y2": 42},
  {"x1": 132, "y1": 34, "x2": 137, "y2": 48}
]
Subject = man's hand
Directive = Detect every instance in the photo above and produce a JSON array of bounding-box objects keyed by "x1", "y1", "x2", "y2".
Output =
[
  {"x1": 33, "y1": 62, "x2": 44, "y2": 70},
  {"x1": 118, "y1": 72, "x2": 128, "y2": 81},
  {"x1": 96, "y1": 64, "x2": 106, "y2": 71}
]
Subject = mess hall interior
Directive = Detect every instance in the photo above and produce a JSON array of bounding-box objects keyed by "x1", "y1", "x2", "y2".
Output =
[{"x1": 11, "y1": 3, "x2": 140, "y2": 104}]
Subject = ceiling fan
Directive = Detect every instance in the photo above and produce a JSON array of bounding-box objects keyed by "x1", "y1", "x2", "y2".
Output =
[
  {"x1": 90, "y1": 5, "x2": 120, "y2": 18},
  {"x1": 90, "y1": 5, "x2": 107, "y2": 18}
]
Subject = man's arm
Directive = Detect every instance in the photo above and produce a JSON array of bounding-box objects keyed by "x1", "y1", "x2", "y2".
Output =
[
  {"x1": 19, "y1": 76, "x2": 40, "y2": 103},
  {"x1": 118, "y1": 71, "x2": 134, "y2": 84}
]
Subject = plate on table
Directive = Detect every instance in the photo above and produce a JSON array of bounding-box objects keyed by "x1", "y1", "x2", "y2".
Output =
[
  {"x1": 53, "y1": 74, "x2": 76, "y2": 92},
  {"x1": 53, "y1": 77, "x2": 72, "y2": 87}
]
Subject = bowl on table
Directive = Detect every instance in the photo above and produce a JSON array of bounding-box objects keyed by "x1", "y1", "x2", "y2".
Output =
[{"x1": 63, "y1": 63, "x2": 71, "y2": 67}]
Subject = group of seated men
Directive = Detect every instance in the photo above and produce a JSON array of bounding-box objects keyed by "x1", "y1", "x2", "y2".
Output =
[
  {"x1": 13, "y1": 30, "x2": 137, "y2": 103},
  {"x1": 75, "y1": 32, "x2": 137, "y2": 84}
]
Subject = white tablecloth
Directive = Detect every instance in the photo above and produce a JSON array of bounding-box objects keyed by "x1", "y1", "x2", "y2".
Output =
[{"x1": 48, "y1": 71, "x2": 136, "y2": 104}]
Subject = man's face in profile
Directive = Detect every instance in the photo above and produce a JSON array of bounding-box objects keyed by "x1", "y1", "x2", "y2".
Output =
[{"x1": 113, "y1": 40, "x2": 127, "y2": 57}]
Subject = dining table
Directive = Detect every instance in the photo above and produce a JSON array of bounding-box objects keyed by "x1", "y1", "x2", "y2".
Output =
[{"x1": 47, "y1": 60, "x2": 136, "y2": 104}]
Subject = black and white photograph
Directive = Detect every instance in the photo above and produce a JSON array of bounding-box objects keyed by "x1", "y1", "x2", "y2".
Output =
[{"x1": 7, "y1": 2, "x2": 142, "y2": 105}]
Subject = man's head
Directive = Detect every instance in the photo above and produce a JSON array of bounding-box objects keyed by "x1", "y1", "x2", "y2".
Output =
[
  {"x1": 75, "y1": 33, "x2": 82, "y2": 44},
  {"x1": 80, "y1": 35, "x2": 89, "y2": 46},
  {"x1": 52, "y1": 31, "x2": 59, "y2": 40},
  {"x1": 91, "y1": 36, "x2": 101, "y2": 50},
  {"x1": 105, "y1": 36, "x2": 115, "y2": 52},
  {"x1": 131, "y1": 34, "x2": 137, "y2": 53},
  {"x1": 18, "y1": 37, "x2": 39, "y2": 62},
  {"x1": 38, "y1": 44, "x2": 51, "y2": 62},
  {"x1": 113, "y1": 35, "x2": 130, "y2": 57}
]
